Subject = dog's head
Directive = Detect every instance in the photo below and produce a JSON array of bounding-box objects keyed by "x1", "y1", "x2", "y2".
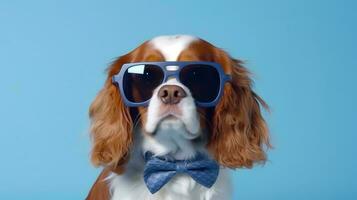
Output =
[{"x1": 89, "y1": 35, "x2": 270, "y2": 173}]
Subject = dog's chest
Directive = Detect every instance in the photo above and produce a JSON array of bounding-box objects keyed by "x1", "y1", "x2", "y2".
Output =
[{"x1": 110, "y1": 173, "x2": 204, "y2": 200}]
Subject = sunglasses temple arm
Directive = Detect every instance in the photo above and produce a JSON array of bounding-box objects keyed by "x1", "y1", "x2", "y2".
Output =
[
  {"x1": 112, "y1": 75, "x2": 118, "y2": 84},
  {"x1": 225, "y1": 75, "x2": 232, "y2": 82}
]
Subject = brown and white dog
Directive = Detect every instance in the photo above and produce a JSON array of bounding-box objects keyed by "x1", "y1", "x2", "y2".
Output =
[{"x1": 86, "y1": 35, "x2": 270, "y2": 200}]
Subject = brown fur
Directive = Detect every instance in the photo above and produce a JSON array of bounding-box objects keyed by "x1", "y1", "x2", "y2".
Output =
[
  {"x1": 89, "y1": 56, "x2": 133, "y2": 174},
  {"x1": 86, "y1": 168, "x2": 111, "y2": 200},
  {"x1": 208, "y1": 45, "x2": 271, "y2": 168},
  {"x1": 179, "y1": 40, "x2": 271, "y2": 168},
  {"x1": 89, "y1": 43, "x2": 165, "y2": 173}
]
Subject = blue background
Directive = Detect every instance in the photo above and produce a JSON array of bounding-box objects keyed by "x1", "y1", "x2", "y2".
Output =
[{"x1": 1, "y1": 0, "x2": 356, "y2": 199}]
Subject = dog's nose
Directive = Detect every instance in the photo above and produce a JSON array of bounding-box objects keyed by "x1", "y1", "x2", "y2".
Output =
[{"x1": 158, "y1": 85, "x2": 187, "y2": 104}]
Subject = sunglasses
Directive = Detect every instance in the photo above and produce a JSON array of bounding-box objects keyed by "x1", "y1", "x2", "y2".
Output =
[{"x1": 112, "y1": 61, "x2": 231, "y2": 107}]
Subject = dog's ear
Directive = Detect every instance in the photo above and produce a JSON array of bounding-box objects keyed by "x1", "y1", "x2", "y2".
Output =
[
  {"x1": 208, "y1": 48, "x2": 271, "y2": 168},
  {"x1": 89, "y1": 55, "x2": 133, "y2": 174}
]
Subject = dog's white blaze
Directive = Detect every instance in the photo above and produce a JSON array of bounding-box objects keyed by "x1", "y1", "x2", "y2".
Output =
[{"x1": 150, "y1": 35, "x2": 198, "y2": 61}]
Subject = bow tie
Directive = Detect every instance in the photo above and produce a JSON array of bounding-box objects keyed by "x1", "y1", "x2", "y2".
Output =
[{"x1": 143, "y1": 152, "x2": 219, "y2": 194}]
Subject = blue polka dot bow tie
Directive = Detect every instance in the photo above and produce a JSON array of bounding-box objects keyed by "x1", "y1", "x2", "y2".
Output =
[{"x1": 143, "y1": 152, "x2": 220, "y2": 194}]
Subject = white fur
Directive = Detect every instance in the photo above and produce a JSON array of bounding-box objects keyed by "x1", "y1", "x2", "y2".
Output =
[
  {"x1": 150, "y1": 35, "x2": 198, "y2": 61},
  {"x1": 108, "y1": 35, "x2": 232, "y2": 200},
  {"x1": 145, "y1": 79, "x2": 200, "y2": 140}
]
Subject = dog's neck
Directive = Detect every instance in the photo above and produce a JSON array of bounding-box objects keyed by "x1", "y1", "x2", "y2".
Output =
[
  {"x1": 126, "y1": 121, "x2": 205, "y2": 171},
  {"x1": 142, "y1": 131, "x2": 199, "y2": 161},
  {"x1": 141, "y1": 119, "x2": 206, "y2": 160}
]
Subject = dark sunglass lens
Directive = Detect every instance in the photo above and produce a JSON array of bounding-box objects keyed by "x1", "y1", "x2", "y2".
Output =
[
  {"x1": 179, "y1": 65, "x2": 220, "y2": 103},
  {"x1": 123, "y1": 64, "x2": 164, "y2": 102}
]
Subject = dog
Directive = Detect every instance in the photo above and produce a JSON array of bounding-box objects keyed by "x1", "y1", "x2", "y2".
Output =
[{"x1": 86, "y1": 35, "x2": 270, "y2": 200}]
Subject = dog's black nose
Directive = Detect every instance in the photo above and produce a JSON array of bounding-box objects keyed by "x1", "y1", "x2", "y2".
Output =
[{"x1": 158, "y1": 85, "x2": 187, "y2": 104}]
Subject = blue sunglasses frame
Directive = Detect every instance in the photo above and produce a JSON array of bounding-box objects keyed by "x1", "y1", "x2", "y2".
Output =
[{"x1": 112, "y1": 61, "x2": 232, "y2": 107}]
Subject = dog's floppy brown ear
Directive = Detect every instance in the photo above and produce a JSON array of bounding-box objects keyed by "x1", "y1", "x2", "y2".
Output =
[
  {"x1": 208, "y1": 49, "x2": 271, "y2": 168},
  {"x1": 89, "y1": 55, "x2": 133, "y2": 174}
]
